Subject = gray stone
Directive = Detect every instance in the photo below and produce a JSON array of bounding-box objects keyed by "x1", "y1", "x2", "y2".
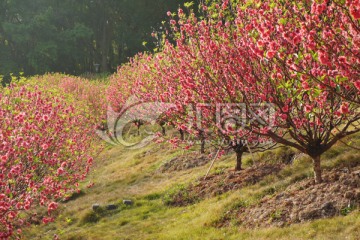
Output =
[
  {"x1": 123, "y1": 199, "x2": 133, "y2": 205},
  {"x1": 321, "y1": 202, "x2": 333, "y2": 210},
  {"x1": 106, "y1": 204, "x2": 118, "y2": 210},
  {"x1": 289, "y1": 212, "x2": 299, "y2": 222},
  {"x1": 92, "y1": 204, "x2": 100, "y2": 211},
  {"x1": 321, "y1": 202, "x2": 337, "y2": 217}
]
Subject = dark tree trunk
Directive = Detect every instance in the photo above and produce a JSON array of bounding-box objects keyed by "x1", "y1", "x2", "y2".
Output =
[
  {"x1": 232, "y1": 143, "x2": 246, "y2": 171},
  {"x1": 100, "y1": 19, "x2": 112, "y2": 73},
  {"x1": 179, "y1": 129, "x2": 184, "y2": 141},
  {"x1": 200, "y1": 135, "x2": 205, "y2": 154},
  {"x1": 200, "y1": 139, "x2": 205, "y2": 154},
  {"x1": 101, "y1": 23, "x2": 108, "y2": 72},
  {"x1": 235, "y1": 150, "x2": 243, "y2": 171},
  {"x1": 312, "y1": 155, "x2": 322, "y2": 184},
  {"x1": 159, "y1": 121, "x2": 166, "y2": 136},
  {"x1": 133, "y1": 120, "x2": 142, "y2": 136}
]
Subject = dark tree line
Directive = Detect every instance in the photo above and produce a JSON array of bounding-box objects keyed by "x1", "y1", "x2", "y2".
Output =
[{"x1": 0, "y1": 0, "x2": 190, "y2": 76}]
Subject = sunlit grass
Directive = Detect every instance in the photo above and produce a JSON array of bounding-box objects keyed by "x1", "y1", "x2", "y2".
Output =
[{"x1": 24, "y1": 133, "x2": 360, "y2": 239}]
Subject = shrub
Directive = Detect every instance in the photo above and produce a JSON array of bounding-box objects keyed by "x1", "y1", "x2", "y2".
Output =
[{"x1": 0, "y1": 83, "x2": 100, "y2": 238}]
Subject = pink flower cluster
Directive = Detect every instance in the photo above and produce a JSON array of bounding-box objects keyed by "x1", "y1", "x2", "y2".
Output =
[{"x1": 0, "y1": 84, "x2": 98, "y2": 238}]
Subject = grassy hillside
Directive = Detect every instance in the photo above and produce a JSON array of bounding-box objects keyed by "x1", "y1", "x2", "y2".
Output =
[{"x1": 24, "y1": 132, "x2": 360, "y2": 240}]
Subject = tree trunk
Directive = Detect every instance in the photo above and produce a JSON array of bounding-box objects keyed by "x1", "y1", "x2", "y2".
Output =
[
  {"x1": 179, "y1": 129, "x2": 184, "y2": 141},
  {"x1": 161, "y1": 125, "x2": 166, "y2": 136},
  {"x1": 197, "y1": 130, "x2": 206, "y2": 154},
  {"x1": 137, "y1": 126, "x2": 140, "y2": 136},
  {"x1": 235, "y1": 150, "x2": 243, "y2": 171},
  {"x1": 312, "y1": 155, "x2": 322, "y2": 184},
  {"x1": 101, "y1": 24, "x2": 107, "y2": 72},
  {"x1": 200, "y1": 137, "x2": 205, "y2": 154},
  {"x1": 100, "y1": 19, "x2": 111, "y2": 73}
]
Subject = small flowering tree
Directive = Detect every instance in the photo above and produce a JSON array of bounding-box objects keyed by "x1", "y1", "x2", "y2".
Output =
[
  {"x1": 160, "y1": 5, "x2": 276, "y2": 169},
  {"x1": 108, "y1": 52, "x2": 186, "y2": 144},
  {"x1": 0, "y1": 84, "x2": 99, "y2": 238},
  {"x1": 160, "y1": 0, "x2": 360, "y2": 177},
  {"x1": 231, "y1": 0, "x2": 360, "y2": 183}
]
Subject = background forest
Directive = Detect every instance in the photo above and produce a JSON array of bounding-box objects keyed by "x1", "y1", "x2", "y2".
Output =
[{"x1": 0, "y1": 0, "x2": 191, "y2": 77}]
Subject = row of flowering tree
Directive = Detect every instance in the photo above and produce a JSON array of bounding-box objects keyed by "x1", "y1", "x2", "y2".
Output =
[
  {"x1": 0, "y1": 77, "x2": 103, "y2": 238},
  {"x1": 33, "y1": 74, "x2": 109, "y2": 124},
  {"x1": 108, "y1": 0, "x2": 359, "y2": 184}
]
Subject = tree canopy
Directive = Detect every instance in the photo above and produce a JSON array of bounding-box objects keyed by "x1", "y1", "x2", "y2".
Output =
[{"x1": 0, "y1": 0, "x2": 190, "y2": 76}]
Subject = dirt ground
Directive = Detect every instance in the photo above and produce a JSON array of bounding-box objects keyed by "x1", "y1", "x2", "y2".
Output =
[
  {"x1": 217, "y1": 167, "x2": 360, "y2": 228},
  {"x1": 167, "y1": 163, "x2": 284, "y2": 206}
]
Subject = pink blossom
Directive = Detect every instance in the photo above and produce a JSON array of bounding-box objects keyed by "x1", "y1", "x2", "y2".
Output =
[
  {"x1": 354, "y1": 80, "x2": 360, "y2": 91},
  {"x1": 42, "y1": 115, "x2": 49, "y2": 122},
  {"x1": 338, "y1": 56, "x2": 348, "y2": 64},
  {"x1": 280, "y1": 114, "x2": 288, "y2": 120},
  {"x1": 48, "y1": 202, "x2": 58, "y2": 213},
  {"x1": 282, "y1": 105, "x2": 289, "y2": 113},
  {"x1": 350, "y1": 2, "x2": 360, "y2": 19},
  {"x1": 267, "y1": 51, "x2": 276, "y2": 58},
  {"x1": 16, "y1": 202, "x2": 23, "y2": 210},
  {"x1": 87, "y1": 157, "x2": 93, "y2": 164},
  {"x1": 57, "y1": 167, "x2": 64, "y2": 175},
  {"x1": 304, "y1": 105, "x2": 312, "y2": 112},
  {"x1": 302, "y1": 81, "x2": 310, "y2": 90},
  {"x1": 24, "y1": 203, "x2": 31, "y2": 211},
  {"x1": 42, "y1": 217, "x2": 54, "y2": 224},
  {"x1": 1, "y1": 155, "x2": 7, "y2": 163},
  {"x1": 8, "y1": 211, "x2": 17, "y2": 219},
  {"x1": 41, "y1": 144, "x2": 49, "y2": 150},
  {"x1": 318, "y1": 50, "x2": 331, "y2": 66},
  {"x1": 292, "y1": 34, "x2": 301, "y2": 45},
  {"x1": 340, "y1": 102, "x2": 349, "y2": 114}
]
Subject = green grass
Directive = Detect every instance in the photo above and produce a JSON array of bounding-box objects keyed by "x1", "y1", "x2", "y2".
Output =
[{"x1": 24, "y1": 134, "x2": 360, "y2": 240}]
